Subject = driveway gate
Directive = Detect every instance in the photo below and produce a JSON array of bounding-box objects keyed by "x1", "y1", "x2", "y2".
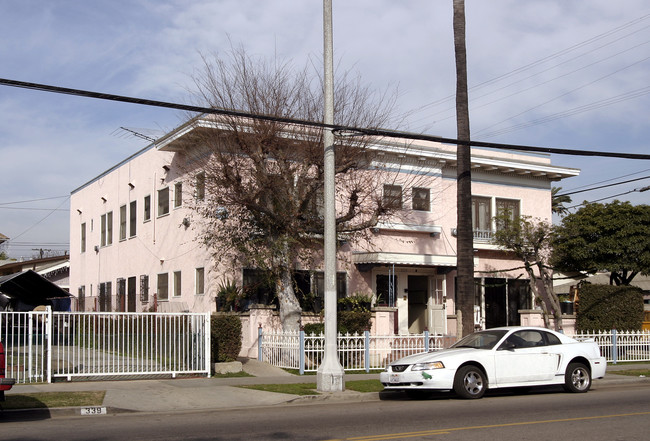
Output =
[{"x1": 0, "y1": 309, "x2": 211, "y2": 383}]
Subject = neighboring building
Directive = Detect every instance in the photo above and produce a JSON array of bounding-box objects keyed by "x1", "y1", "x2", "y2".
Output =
[
  {"x1": 69, "y1": 116, "x2": 578, "y2": 334},
  {"x1": 0, "y1": 254, "x2": 70, "y2": 292}
]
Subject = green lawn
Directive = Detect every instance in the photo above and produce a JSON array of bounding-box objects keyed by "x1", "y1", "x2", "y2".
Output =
[
  {"x1": 1, "y1": 391, "x2": 105, "y2": 410},
  {"x1": 239, "y1": 379, "x2": 383, "y2": 395}
]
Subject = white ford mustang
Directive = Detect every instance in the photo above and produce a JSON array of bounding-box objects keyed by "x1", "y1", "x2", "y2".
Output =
[{"x1": 380, "y1": 326, "x2": 607, "y2": 399}]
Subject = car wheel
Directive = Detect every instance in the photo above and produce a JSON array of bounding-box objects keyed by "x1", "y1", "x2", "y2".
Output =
[
  {"x1": 564, "y1": 362, "x2": 591, "y2": 393},
  {"x1": 453, "y1": 365, "x2": 486, "y2": 399}
]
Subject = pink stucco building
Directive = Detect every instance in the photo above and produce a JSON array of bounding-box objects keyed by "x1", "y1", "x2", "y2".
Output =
[{"x1": 69, "y1": 116, "x2": 578, "y2": 334}]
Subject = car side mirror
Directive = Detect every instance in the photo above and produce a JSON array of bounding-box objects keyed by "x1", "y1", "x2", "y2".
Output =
[{"x1": 498, "y1": 341, "x2": 516, "y2": 351}]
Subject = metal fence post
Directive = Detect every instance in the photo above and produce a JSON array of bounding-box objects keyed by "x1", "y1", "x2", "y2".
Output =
[
  {"x1": 205, "y1": 313, "x2": 211, "y2": 378},
  {"x1": 364, "y1": 330, "x2": 370, "y2": 373},
  {"x1": 424, "y1": 330, "x2": 430, "y2": 352},
  {"x1": 258, "y1": 325, "x2": 263, "y2": 362},
  {"x1": 299, "y1": 329, "x2": 305, "y2": 376},
  {"x1": 612, "y1": 329, "x2": 617, "y2": 365},
  {"x1": 46, "y1": 306, "x2": 52, "y2": 383}
]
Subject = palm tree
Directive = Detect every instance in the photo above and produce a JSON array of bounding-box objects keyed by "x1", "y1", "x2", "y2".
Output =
[
  {"x1": 551, "y1": 187, "x2": 572, "y2": 216},
  {"x1": 453, "y1": 0, "x2": 475, "y2": 338}
]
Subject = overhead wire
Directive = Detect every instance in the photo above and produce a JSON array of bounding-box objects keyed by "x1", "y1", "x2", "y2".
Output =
[{"x1": 1, "y1": 77, "x2": 650, "y2": 160}]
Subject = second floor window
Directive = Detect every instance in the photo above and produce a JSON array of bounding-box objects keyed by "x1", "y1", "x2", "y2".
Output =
[
  {"x1": 412, "y1": 187, "x2": 430, "y2": 211},
  {"x1": 119, "y1": 205, "x2": 127, "y2": 241},
  {"x1": 80, "y1": 222, "x2": 86, "y2": 253},
  {"x1": 383, "y1": 184, "x2": 402, "y2": 210},
  {"x1": 195, "y1": 172, "x2": 205, "y2": 201},
  {"x1": 129, "y1": 201, "x2": 137, "y2": 237},
  {"x1": 174, "y1": 182, "x2": 183, "y2": 208},
  {"x1": 496, "y1": 198, "x2": 520, "y2": 230},
  {"x1": 472, "y1": 197, "x2": 491, "y2": 238},
  {"x1": 144, "y1": 195, "x2": 151, "y2": 221},
  {"x1": 100, "y1": 211, "x2": 113, "y2": 247},
  {"x1": 158, "y1": 187, "x2": 169, "y2": 216}
]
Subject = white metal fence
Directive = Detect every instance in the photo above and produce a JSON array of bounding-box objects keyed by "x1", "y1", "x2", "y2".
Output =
[
  {"x1": 1, "y1": 309, "x2": 211, "y2": 383},
  {"x1": 259, "y1": 329, "x2": 456, "y2": 374},
  {"x1": 574, "y1": 330, "x2": 650, "y2": 364}
]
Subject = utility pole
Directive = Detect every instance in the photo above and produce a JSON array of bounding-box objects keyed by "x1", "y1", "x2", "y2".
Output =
[{"x1": 317, "y1": 0, "x2": 345, "y2": 392}]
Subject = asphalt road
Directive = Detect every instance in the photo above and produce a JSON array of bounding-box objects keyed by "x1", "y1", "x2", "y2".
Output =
[{"x1": 2, "y1": 383, "x2": 649, "y2": 441}]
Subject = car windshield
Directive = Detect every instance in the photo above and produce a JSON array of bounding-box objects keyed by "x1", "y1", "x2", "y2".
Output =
[{"x1": 450, "y1": 330, "x2": 509, "y2": 350}]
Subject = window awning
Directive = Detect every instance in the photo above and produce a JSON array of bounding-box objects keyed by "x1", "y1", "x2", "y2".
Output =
[{"x1": 352, "y1": 252, "x2": 478, "y2": 267}]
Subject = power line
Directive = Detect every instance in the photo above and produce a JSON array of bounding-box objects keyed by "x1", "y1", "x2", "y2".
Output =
[
  {"x1": 0, "y1": 195, "x2": 69, "y2": 206},
  {"x1": 557, "y1": 175, "x2": 650, "y2": 197},
  {"x1": 2, "y1": 77, "x2": 650, "y2": 160}
]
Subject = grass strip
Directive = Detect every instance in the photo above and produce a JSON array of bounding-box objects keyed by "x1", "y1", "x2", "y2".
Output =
[
  {"x1": 610, "y1": 369, "x2": 650, "y2": 377},
  {"x1": 1, "y1": 391, "x2": 106, "y2": 410},
  {"x1": 239, "y1": 379, "x2": 384, "y2": 396}
]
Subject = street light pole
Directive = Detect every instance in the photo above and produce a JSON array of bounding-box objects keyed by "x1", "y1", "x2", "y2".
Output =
[{"x1": 317, "y1": 0, "x2": 345, "y2": 392}]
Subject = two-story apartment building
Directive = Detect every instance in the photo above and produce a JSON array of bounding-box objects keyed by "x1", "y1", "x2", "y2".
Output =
[{"x1": 69, "y1": 116, "x2": 578, "y2": 334}]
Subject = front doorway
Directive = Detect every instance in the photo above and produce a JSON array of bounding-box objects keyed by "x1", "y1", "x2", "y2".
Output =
[
  {"x1": 481, "y1": 278, "x2": 531, "y2": 329},
  {"x1": 408, "y1": 275, "x2": 428, "y2": 333}
]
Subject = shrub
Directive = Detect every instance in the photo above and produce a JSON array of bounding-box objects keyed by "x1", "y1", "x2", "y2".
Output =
[
  {"x1": 303, "y1": 322, "x2": 324, "y2": 335},
  {"x1": 576, "y1": 284, "x2": 644, "y2": 332},
  {"x1": 211, "y1": 314, "x2": 242, "y2": 362},
  {"x1": 338, "y1": 310, "x2": 372, "y2": 334}
]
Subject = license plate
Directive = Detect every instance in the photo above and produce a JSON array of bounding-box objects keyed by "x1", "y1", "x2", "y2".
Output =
[{"x1": 390, "y1": 374, "x2": 400, "y2": 383}]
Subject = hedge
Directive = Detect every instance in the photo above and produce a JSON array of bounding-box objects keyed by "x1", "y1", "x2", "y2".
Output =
[
  {"x1": 210, "y1": 313, "x2": 242, "y2": 363},
  {"x1": 576, "y1": 284, "x2": 644, "y2": 332}
]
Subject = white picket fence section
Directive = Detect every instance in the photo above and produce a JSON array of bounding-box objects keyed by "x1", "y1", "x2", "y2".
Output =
[
  {"x1": 259, "y1": 329, "x2": 456, "y2": 374},
  {"x1": 574, "y1": 330, "x2": 650, "y2": 363},
  {"x1": 1, "y1": 309, "x2": 211, "y2": 383}
]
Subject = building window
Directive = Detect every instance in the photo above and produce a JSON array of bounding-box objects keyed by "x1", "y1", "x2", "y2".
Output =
[
  {"x1": 100, "y1": 211, "x2": 113, "y2": 247},
  {"x1": 195, "y1": 268, "x2": 205, "y2": 295},
  {"x1": 99, "y1": 281, "x2": 112, "y2": 312},
  {"x1": 140, "y1": 275, "x2": 149, "y2": 303},
  {"x1": 116, "y1": 278, "x2": 126, "y2": 312},
  {"x1": 158, "y1": 187, "x2": 170, "y2": 217},
  {"x1": 144, "y1": 195, "x2": 151, "y2": 222},
  {"x1": 195, "y1": 172, "x2": 205, "y2": 201},
  {"x1": 129, "y1": 200, "x2": 137, "y2": 237},
  {"x1": 383, "y1": 184, "x2": 402, "y2": 209},
  {"x1": 78, "y1": 285, "x2": 86, "y2": 311},
  {"x1": 412, "y1": 187, "x2": 430, "y2": 211},
  {"x1": 496, "y1": 198, "x2": 520, "y2": 231},
  {"x1": 119, "y1": 205, "x2": 127, "y2": 241},
  {"x1": 157, "y1": 273, "x2": 168, "y2": 301},
  {"x1": 471, "y1": 197, "x2": 492, "y2": 239},
  {"x1": 174, "y1": 182, "x2": 183, "y2": 208},
  {"x1": 80, "y1": 222, "x2": 86, "y2": 253},
  {"x1": 173, "y1": 271, "x2": 182, "y2": 297}
]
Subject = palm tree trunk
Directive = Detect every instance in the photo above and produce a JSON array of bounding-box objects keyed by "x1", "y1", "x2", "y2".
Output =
[{"x1": 453, "y1": 0, "x2": 474, "y2": 338}]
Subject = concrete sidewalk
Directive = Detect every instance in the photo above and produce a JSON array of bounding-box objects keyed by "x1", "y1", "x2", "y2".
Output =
[{"x1": 2, "y1": 360, "x2": 649, "y2": 416}]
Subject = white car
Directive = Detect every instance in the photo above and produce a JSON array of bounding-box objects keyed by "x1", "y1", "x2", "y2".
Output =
[{"x1": 380, "y1": 326, "x2": 607, "y2": 399}]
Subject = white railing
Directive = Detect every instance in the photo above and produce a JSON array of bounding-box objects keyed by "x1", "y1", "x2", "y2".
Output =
[
  {"x1": 259, "y1": 329, "x2": 456, "y2": 373},
  {"x1": 1, "y1": 309, "x2": 211, "y2": 383},
  {"x1": 575, "y1": 330, "x2": 650, "y2": 363}
]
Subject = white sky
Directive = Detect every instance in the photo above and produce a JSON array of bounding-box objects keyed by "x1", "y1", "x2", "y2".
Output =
[{"x1": 1, "y1": 0, "x2": 649, "y2": 259}]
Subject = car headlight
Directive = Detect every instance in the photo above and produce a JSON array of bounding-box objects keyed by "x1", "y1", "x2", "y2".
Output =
[{"x1": 411, "y1": 361, "x2": 445, "y2": 371}]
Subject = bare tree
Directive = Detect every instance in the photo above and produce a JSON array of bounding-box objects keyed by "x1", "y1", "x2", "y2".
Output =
[
  {"x1": 453, "y1": 0, "x2": 475, "y2": 338},
  {"x1": 183, "y1": 48, "x2": 421, "y2": 332}
]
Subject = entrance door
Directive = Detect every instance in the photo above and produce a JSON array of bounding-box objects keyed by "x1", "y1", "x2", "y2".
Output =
[
  {"x1": 484, "y1": 278, "x2": 507, "y2": 328},
  {"x1": 429, "y1": 277, "x2": 446, "y2": 334},
  {"x1": 408, "y1": 276, "x2": 428, "y2": 333},
  {"x1": 127, "y1": 277, "x2": 137, "y2": 312}
]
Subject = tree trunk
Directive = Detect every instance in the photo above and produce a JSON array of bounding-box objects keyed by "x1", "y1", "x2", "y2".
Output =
[
  {"x1": 276, "y1": 267, "x2": 301, "y2": 333},
  {"x1": 453, "y1": 0, "x2": 474, "y2": 338},
  {"x1": 523, "y1": 261, "x2": 551, "y2": 329}
]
